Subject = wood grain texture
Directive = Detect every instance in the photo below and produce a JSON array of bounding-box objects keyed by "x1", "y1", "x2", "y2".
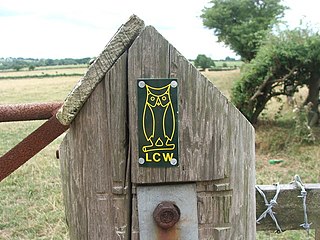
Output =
[
  {"x1": 56, "y1": 15, "x2": 144, "y2": 125},
  {"x1": 60, "y1": 24, "x2": 256, "y2": 239},
  {"x1": 128, "y1": 26, "x2": 256, "y2": 239},
  {"x1": 256, "y1": 184, "x2": 320, "y2": 231},
  {"x1": 131, "y1": 193, "x2": 140, "y2": 240},
  {"x1": 128, "y1": 26, "x2": 169, "y2": 184},
  {"x1": 60, "y1": 53, "x2": 130, "y2": 239}
]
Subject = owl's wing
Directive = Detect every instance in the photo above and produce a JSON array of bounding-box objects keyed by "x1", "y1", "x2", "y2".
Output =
[
  {"x1": 163, "y1": 103, "x2": 175, "y2": 140},
  {"x1": 143, "y1": 103, "x2": 155, "y2": 141}
]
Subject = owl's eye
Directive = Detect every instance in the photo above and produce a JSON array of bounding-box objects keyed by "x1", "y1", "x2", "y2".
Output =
[
  {"x1": 150, "y1": 96, "x2": 155, "y2": 101},
  {"x1": 161, "y1": 96, "x2": 167, "y2": 101}
]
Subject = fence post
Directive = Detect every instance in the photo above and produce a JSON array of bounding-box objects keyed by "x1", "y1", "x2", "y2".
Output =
[
  {"x1": 59, "y1": 16, "x2": 256, "y2": 239},
  {"x1": 128, "y1": 26, "x2": 256, "y2": 239}
]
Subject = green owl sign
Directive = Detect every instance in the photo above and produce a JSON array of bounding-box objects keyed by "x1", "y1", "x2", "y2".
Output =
[{"x1": 137, "y1": 79, "x2": 179, "y2": 167}]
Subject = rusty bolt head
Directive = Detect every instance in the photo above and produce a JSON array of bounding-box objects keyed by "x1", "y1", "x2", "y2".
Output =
[{"x1": 153, "y1": 201, "x2": 181, "y2": 230}]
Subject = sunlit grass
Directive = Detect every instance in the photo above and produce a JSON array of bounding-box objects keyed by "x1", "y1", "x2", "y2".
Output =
[
  {"x1": 0, "y1": 65, "x2": 87, "y2": 77},
  {"x1": 0, "y1": 68, "x2": 79, "y2": 239},
  {"x1": 203, "y1": 69, "x2": 240, "y2": 98},
  {"x1": 0, "y1": 76, "x2": 80, "y2": 104}
]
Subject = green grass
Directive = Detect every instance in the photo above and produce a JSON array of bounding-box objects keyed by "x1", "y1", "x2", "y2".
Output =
[
  {"x1": 0, "y1": 69, "x2": 80, "y2": 239},
  {"x1": 0, "y1": 73, "x2": 83, "y2": 80},
  {"x1": 0, "y1": 137, "x2": 68, "y2": 240},
  {"x1": 0, "y1": 65, "x2": 319, "y2": 239}
]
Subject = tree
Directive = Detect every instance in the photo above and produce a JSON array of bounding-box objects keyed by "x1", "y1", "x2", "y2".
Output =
[
  {"x1": 194, "y1": 54, "x2": 215, "y2": 70},
  {"x1": 13, "y1": 65, "x2": 22, "y2": 71},
  {"x1": 232, "y1": 28, "x2": 320, "y2": 125},
  {"x1": 28, "y1": 65, "x2": 35, "y2": 71},
  {"x1": 201, "y1": 0, "x2": 287, "y2": 61},
  {"x1": 225, "y1": 56, "x2": 235, "y2": 61},
  {"x1": 45, "y1": 59, "x2": 55, "y2": 66}
]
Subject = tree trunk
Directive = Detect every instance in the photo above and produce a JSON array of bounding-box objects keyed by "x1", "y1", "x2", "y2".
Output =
[
  {"x1": 305, "y1": 71, "x2": 320, "y2": 126},
  {"x1": 250, "y1": 82, "x2": 274, "y2": 124},
  {"x1": 250, "y1": 95, "x2": 270, "y2": 124}
]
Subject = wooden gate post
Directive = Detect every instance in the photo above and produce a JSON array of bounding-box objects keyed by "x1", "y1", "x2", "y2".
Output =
[
  {"x1": 128, "y1": 26, "x2": 256, "y2": 240},
  {"x1": 59, "y1": 15, "x2": 256, "y2": 240}
]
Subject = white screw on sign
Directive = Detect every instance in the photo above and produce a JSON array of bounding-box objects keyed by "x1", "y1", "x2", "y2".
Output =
[
  {"x1": 138, "y1": 81, "x2": 146, "y2": 88},
  {"x1": 138, "y1": 158, "x2": 145, "y2": 165},
  {"x1": 170, "y1": 158, "x2": 177, "y2": 166}
]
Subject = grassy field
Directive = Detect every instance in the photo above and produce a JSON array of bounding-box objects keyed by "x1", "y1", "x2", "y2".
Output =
[
  {"x1": 213, "y1": 60, "x2": 243, "y2": 68},
  {"x1": 0, "y1": 66, "x2": 86, "y2": 80},
  {"x1": 0, "y1": 70, "x2": 80, "y2": 239},
  {"x1": 0, "y1": 66, "x2": 319, "y2": 239}
]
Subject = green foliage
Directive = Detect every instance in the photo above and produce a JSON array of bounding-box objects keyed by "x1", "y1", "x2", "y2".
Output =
[
  {"x1": 293, "y1": 104, "x2": 316, "y2": 143},
  {"x1": 0, "y1": 73, "x2": 83, "y2": 80},
  {"x1": 0, "y1": 57, "x2": 91, "y2": 71},
  {"x1": 232, "y1": 28, "x2": 320, "y2": 124},
  {"x1": 225, "y1": 56, "x2": 236, "y2": 61},
  {"x1": 194, "y1": 54, "x2": 215, "y2": 69},
  {"x1": 28, "y1": 65, "x2": 35, "y2": 71},
  {"x1": 201, "y1": 0, "x2": 287, "y2": 61},
  {"x1": 13, "y1": 65, "x2": 22, "y2": 71}
]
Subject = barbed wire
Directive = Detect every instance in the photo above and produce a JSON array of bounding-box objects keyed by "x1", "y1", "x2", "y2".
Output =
[
  {"x1": 290, "y1": 175, "x2": 312, "y2": 235},
  {"x1": 256, "y1": 183, "x2": 282, "y2": 233}
]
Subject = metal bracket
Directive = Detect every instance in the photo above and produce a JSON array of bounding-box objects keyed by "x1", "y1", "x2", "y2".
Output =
[{"x1": 137, "y1": 183, "x2": 198, "y2": 240}]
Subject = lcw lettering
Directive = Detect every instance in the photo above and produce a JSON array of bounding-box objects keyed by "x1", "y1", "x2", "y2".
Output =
[{"x1": 145, "y1": 153, "x2": 174, "y2": 163}]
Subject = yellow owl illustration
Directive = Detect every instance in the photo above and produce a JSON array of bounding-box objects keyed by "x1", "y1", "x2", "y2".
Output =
[{"x1": 142, "y1": 84, "x2": 176, "y2": 152}]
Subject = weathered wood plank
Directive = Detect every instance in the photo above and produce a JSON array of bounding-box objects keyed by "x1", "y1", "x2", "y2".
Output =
[
  {"x1": 170, "y1": 45, "x2": 256, "y2": 239},
  {"x1": 256, "y1": 184, "x2": 320, "y2": 231},
  {"x1": 56, "y1": 15, "x2": 144, "y2": 125},
  {"x1": 128, "y1": 26, "x2": 256, "y2": 239},
  {"x1": 59, "y1": 53, "x2": 130, "y2": 239},
  {"x1": 129, "y1": 28, "x2": 255, "y2": 184},
  {"x1": 128, "y1": 26, "x2": 170, "y2": 184}
]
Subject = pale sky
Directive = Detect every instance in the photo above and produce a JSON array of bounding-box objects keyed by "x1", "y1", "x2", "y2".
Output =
[{"x1": 0, "y1": 0, "x2": 319, "y2": 60}]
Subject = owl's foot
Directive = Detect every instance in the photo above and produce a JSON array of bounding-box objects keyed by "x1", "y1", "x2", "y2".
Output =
[
  {"x1": 142, "y1": 144, "x2": 175, "y2": 152},
  {"x1": 142, "y1": 143, "x2": 154, "y2": 152},
  {"x1": 164, "y1": 143, "x2": 175, "y2": 150}
]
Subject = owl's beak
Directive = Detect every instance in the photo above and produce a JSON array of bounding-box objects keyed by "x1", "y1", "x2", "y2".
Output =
[{"x1": 156, "y1": 98, "x2": 161, "y2": 106}]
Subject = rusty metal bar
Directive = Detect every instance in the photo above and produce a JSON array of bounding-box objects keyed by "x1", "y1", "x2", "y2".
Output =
[
  {"x1": 0, "y1": 102, "x2": 62, "y2": 122},
  {"x1": 0, "y1": 115, "x2": 69, "y2": 182}
]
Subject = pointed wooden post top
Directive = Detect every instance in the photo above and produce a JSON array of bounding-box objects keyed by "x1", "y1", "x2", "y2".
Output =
[{"x1": 56, "y1": 15, "x2": 144, "y2": 125}]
